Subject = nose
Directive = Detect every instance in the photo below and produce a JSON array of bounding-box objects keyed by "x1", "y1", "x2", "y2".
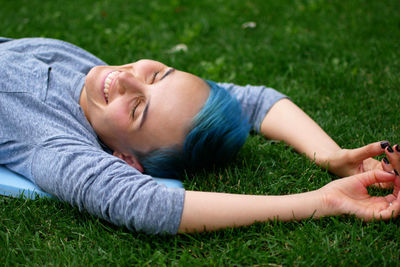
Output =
[{"x1": 117, "y1": 71, "x2": 145, "y2": 96}]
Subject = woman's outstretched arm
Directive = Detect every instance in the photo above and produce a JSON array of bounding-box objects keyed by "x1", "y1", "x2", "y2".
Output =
[
  {"x1": 216, "y1": 82, "x2": 388, "y2": 177},
  {"x1": 178, "y1": 170, "x2": 400, "y2": 233},
  {"x1": 260, "y1": 98, "x2": 386, "y2": 177}
]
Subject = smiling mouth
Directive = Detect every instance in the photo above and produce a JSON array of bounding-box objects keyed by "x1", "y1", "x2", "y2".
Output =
[{"x1": 103, "y1": 71, "x2": 119, "y2": 103}]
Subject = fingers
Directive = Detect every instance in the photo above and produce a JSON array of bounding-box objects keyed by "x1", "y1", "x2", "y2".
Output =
[
  {"x1": 384, "y1": 194, "x2": 397, "y2": 203},
  {"x1": 375, "y1": 195, "x2": 400, "y2": 220},
  {"x1": 360, "y1": 169, "x2": 400, "y2": 220},
  {"x1": 351, "y1": 194, "x2": 400, "y2": 221},
  {"x1": 362, "y1": 194, "x2": 400, "y2": 221},
  {"x1": 378, "y1": 157, "x2": 394, "y2": 189},
  {"x1": 385, "y1": 143, "x2": 400, "y2": 176},
  {"x1": 356, "y1": 170, "x2": 397, "y2": 188},
  {"x1": 349, "y1": 141, "x2": 386, "y2": 162},
  {"x1": 373, "y1": 203, "x2": 400, "y2": 220},
  {"x1": 381, "y1": 157, "x2": 393, "y2": 172}
]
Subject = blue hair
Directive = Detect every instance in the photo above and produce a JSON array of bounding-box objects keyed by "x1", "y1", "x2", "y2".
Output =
[{"x1": 135, "y1": 80, "x2": 250, "y2": 178}]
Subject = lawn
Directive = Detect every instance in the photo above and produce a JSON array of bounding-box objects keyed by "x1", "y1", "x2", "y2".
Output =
[{"x1": 1, "y1": 0, "x2": 400, "y2": 265}]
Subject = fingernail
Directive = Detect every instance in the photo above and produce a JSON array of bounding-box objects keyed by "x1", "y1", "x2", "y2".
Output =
[
  {"x1": 396, "y1": 144, "x2": 400, "y2": 153},
  {"x1": 394, "y1": 169, "x2": 399, "y2": 176},
  {"x1": 381, "y1": 141, "x2": 390, "y2": 149},
  {"x1": 383, "y1": 157, "x2": 390, "y2": 164},
  {"x1": 388, "y1": 146, "x2": 394, "y2": 153}
]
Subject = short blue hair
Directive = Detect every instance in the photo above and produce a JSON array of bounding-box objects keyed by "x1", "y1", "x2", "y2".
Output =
[{"x1": 135, "y1": 80, "x2": 250, "y2": 178}]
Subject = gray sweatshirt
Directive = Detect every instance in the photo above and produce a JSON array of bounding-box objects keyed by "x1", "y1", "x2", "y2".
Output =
[{"x1": 0, "y1": 37, "x2": 286, "y2": 234}]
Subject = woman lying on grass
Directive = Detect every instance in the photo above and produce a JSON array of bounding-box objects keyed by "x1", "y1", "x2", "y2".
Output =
[{"x1": 0, "y1": 37, "x2": 399, "y2": 234}]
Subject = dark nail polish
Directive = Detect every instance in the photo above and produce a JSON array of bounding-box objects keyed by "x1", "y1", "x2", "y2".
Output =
[
  {"x1": 383, "y1": 157, "x2": 390, "y2": 164},
  {"x1": 388, "y1": 146, "x2": 394, "y2": 153},
  {"x1": 381, "y1": 141, "x2": 390, "y2": 149},
  {"x1": 394, "y1": 169, "x2": 399, "y2": 176},
  {"x1": 396, "y1": 144, "x2": 400, "y2": 153}
]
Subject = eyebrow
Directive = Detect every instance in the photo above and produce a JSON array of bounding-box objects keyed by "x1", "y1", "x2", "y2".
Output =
[
  {"x1": 139, "y1": 99, "x2": 150, "y2": 129},
  {"x1": 160, "y1": 68, "x2": 175, "y2": 81},
  {"x1": 138, "y1": 69, "x2": 174, "y2": 129}
]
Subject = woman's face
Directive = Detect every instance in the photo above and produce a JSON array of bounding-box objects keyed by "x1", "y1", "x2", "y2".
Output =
[{"x1": 80, "y1": 60, "x2": 209, "y2": 171}]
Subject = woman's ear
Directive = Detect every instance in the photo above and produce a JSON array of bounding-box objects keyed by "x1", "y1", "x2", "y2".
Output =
[{"x1": 113, "y1": 151, "x2": 144, "y2": 173}]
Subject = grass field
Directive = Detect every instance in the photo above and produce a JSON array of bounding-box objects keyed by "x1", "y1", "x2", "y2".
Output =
[{"x1": 1, "y1": 0, "x2": 400, "y2": 265}]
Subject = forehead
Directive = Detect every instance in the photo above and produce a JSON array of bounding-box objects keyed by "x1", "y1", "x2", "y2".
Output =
[
  {"x1": 167, "y1": 70, "x2": 209, "y2": 106},
  {"x1": 134, "y1": 69, "x2": 210, "y2": 152}
]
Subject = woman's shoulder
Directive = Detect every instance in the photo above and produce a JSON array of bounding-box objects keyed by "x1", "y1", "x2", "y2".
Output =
[
  {"x1": 0, "y1": 37, "x2": 106, "y2": 66},
  {"x1": 0, "y1": 37, "x2": 74, "y2": 51}
]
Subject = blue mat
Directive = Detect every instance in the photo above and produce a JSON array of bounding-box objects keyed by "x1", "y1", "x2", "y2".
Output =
[{"x1": 0, "y1": 165, "x2": 183, "y2": 200}]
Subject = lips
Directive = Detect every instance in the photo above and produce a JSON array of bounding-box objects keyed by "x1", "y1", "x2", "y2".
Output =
[{"x1": 103, "y1": 71, "x2": 119, "y2": 103}]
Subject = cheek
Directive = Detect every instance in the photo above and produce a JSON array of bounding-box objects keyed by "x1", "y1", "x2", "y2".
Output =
[
  {"x1": 105, "y1": 106, "x2": 130, "y2": 130},
  {"x1": 86, "y1": 66, "x2": 104, "y2": 94},
  {"x1": 91, "y1": 103, "x2": 130, "y2": 136}
]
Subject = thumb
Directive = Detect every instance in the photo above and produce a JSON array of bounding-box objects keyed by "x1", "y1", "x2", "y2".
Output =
[
  {"x1": 349, "y1": 141, "x2": 386, "y2": 162},
  {"x1": 357, "y1": 170, "x2": 397, "y2": 187}
]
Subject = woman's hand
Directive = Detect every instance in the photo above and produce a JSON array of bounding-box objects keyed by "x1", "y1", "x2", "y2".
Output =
[
  {"x1": 380, "y1": 143, "x2": 400, "y2": 175},
  {"x1": 325, "y1": 141, "x2": 389, "y2": 177},
  {"x1": 319, "y1": 170, "x2": 400, "y2": 221}
]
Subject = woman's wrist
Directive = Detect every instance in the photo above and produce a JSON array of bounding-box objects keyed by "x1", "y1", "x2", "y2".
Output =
[
  {"x1": 319, "y1": 148, "x2": 355, "y2": 177},
  {"x1": 316, "y1": 184, "x2": 344, "y2": 218},
  {"x1": 302, "y1": 189, "x2": 333, "y2": 219},
  {"x1": 271, "y1": 189, "x2": 332, "y2": 221}
]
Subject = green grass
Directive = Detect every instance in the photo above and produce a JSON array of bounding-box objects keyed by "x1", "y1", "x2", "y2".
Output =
[{"x1": 1, "y1": 0, "x2": 400, "y2": 265}]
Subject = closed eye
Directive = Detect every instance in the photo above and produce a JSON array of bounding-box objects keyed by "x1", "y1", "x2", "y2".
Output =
[
  {"x1": 131, "y1": 98, "x2": 142, "y2": 120},
  {"x1": 151, "y1": 68, "x2": 175, "y2": 84},
  {"x1": 151, "y1": 71, "x2": 159, "y2": 83}
]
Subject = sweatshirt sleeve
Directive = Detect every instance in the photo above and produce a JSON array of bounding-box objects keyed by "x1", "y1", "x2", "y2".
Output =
[
  {"x1": 217, "y1": 82, "x2": 287, "y2": 133},
  {"x1": 30, "y1": 138, "x2": 185, "y2": 235}
]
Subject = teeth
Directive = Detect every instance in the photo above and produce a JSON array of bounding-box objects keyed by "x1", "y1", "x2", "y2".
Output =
[{"x1": 104, "y1": 71, "x2": 119, "y2": 103}]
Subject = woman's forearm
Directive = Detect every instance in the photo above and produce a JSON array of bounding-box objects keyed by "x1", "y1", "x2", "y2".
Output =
[
  {"x1": 260, "y1": 98, "x2": 341, "y2": 165},
  {"x1": 178, "y1": 190, "x2": 326, "y2": 233},
  {"x1": 178, "y1": 171, "x2": 400, "y2": 233}
]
